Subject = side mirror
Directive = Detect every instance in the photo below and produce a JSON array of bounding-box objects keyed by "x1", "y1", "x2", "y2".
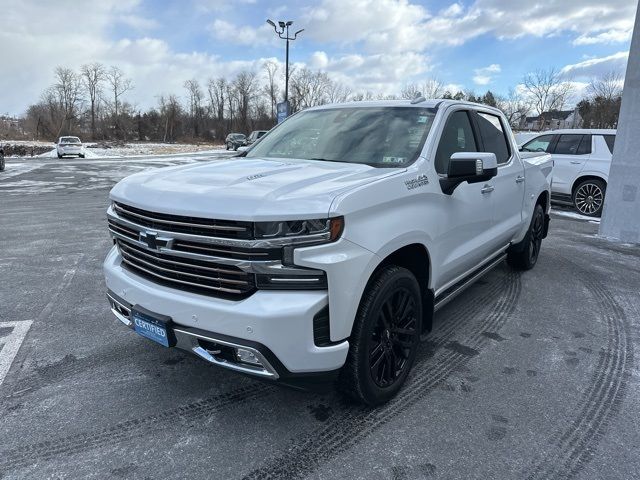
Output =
[{"x1": 439, "y1": 152, "x2": 498, "y2": 195}]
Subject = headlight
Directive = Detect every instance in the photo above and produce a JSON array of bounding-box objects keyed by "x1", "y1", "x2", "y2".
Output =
[{"x1": 254, "y1": 217, "x2": 344, "y2": 244}]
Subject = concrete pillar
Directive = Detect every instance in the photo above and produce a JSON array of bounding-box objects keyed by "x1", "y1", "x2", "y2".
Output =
[{"x1": 599, "y1": 3, "x2": 640, "y2": 243}]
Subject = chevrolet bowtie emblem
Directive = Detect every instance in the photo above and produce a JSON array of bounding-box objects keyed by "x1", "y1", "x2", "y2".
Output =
[{"x1": 139, "y1": 231, "x2": 172, "y2": 250}]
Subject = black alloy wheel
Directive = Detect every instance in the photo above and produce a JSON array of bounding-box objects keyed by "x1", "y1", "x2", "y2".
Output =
[
  {"x1": 369, "y1": 287, "x2": 419, "y2": 388},
  {"x1": 338, "y1": 265, "x2": 422, "y2": 405},
  {"x1": 528, "y1": 206, "x2": 545, "y2": 266}
]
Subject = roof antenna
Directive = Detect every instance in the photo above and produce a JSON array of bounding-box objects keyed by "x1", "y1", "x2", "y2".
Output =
[{"x1": 411, "y1": 92, "x2": 426, "y2": 104}]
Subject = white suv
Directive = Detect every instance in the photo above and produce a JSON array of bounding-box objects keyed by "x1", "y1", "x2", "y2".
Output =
[
  {"x1": 56, "y1": 136, "x2": 84, "y2": 158},
  {"x1": 520, "y1": 129, "x2": 615, "y2": 216}
]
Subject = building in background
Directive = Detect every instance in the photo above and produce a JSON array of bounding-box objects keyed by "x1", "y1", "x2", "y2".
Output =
[{"x1": 520, "y1": 108, "x2": 582, "y2": 131}]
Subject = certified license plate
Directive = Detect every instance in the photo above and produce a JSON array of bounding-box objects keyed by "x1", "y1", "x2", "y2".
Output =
[{"x1": 132, "y1": 308, "x2": 173, "y2": 347}]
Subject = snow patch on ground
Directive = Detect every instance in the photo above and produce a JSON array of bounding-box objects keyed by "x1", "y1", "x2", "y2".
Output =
[
  {"x1": 0, "y1": 162, "x2": 43, "y2": 179},
  {"x1": 552, "y1": 208, "x2": 601, "y2": 224}
]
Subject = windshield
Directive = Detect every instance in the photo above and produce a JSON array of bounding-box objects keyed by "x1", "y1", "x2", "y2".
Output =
[
  {"x1": 60, "y1": 137, "x2": 80, "y2": 143},
  {"x1": 231, "y1": 134, "x2": 245, "y2": 139},
  {"x1": 246, "y1": 107, "x2": 436, "y2": 168}
]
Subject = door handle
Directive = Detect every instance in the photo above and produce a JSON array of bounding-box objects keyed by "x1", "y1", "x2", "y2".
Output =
[
  {"x1": 570, "y1": 161, "x2": 582, "y2": 164},
  {"x1": 481, "y1": 184, "x2": 494, "y2": 194},
  {"x1": 515, "y1": 175, "x2": 525, "y2": 184}
]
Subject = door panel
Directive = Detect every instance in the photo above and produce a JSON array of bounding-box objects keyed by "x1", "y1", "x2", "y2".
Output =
[
  {"x1": 551, "y1": 134, "x2": 591, "y2": 195},
  {"x1": 432, "y1": 109, "x2": 494, "y2": 290},
  {"x1": 474, "y1": 112, "x2": 524, "y2": 247}
]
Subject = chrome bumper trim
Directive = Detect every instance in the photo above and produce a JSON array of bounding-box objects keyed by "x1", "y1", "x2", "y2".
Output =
[{"x1": 106, "y1": 290, "x2": 278, "y2": 379}]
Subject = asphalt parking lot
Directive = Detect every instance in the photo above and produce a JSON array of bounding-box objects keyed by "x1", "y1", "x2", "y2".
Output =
[{"x1": 1, "y1": 155, "x2": 639, "y2": 480}]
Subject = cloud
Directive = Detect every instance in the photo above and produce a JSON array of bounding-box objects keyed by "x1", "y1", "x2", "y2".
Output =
[
  {"x1": 300, "y1": 0, "x2": 637, "y2": 52},
  {"x1": 473, "y1": 64, "x2": 501, "y2": 85},
  {"x1": 573, "y1": 29, "x2": 633, "y2": 45},
  {"x1": 208, "y1": 19, "x2": 276, "y2": 47},
  {"x1": 561, "y1": 51, "x2": 629, "y2": 77}
]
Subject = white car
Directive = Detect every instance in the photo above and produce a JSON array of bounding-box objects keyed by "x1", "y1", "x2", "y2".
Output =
[
  {"x1": 520, "y1": 129, "x2": 615, "y2": 216},
  {"x1": 56, "y1": 136, "x2": 84, "y2": 158},
  {"x1": 104, "y1": 99, "x2": 552, "y2": 405}
]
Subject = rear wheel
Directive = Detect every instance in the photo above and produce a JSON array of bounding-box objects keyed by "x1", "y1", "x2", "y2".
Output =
[
  {"x1": 507, "y1": 203, "x2": 545, "y2": 270},
  {"x1": 57, "y1": 153, "x2": 63, "y2": 159},
  {"x1": 573, "y1": 178, "x2": 606, "y2": 217},
  {"x1": 338, "y1": 265, "x2": 422, "y2": 406},
  {"x1": 0, "y1": 153, "x2": 5, "y2": 171}
]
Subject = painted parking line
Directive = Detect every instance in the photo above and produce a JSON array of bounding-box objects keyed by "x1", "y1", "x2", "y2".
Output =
[{"x1": 0, "y1": 321, "x2": 33, "y2": 387}]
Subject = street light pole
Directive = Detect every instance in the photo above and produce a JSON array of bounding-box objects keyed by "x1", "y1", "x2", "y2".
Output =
[{"x1": 266, "y1": 19, "x2": 303, "y2": 108}]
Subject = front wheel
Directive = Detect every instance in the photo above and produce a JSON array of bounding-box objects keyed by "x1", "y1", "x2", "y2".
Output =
[
  {"x1": 507, "y1": 203, "x2": 545, "y2": 270},
  {"x1": 338, "y1": 265, "x2": 422, "y2": 406},
  {"x1": 573, "y1": 179, "x2": 606, "y2": 217}
]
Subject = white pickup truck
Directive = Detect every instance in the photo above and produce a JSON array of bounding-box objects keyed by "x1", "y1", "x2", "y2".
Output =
[{"x1": 104, "y1": 99, "x2": 552, "y2": 405}]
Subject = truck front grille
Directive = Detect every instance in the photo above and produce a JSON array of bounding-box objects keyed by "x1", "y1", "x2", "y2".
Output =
[
  {"x1": 116, "y1": 238, "x2": 256, "y2": 299},
  {"x1": 113, "y1": 202, "x2": 253, "y2": 240}
]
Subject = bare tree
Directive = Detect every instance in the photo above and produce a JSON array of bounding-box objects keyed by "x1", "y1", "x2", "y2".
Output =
[
  {"x1": 80, "y1": 63, "x2": 106, "y2": 139},
  {"x1": 158, "y1": 95, "x2": 181, "y2": 142},
  {"x1": 401, "y1": 79, "x2": 445, "y2": 100},
  {"x1": 496, "y1": 88, "x2": 531, "y2": 128},
  {"x1": 106, "y1": 66, "x2": 134, "y2": 137},
  {"x1": 207, "y1": 77, "x2": 227, "y2": 123},
  {"x1": 421, "y1": 79, "x2": 445, "y2": 99},
  {"x1": 53, "y1": 67, "x2": 83, "y2": 136},
  {"x1": 232, "y1": 71, "x2": 258, "y2": 132},
  {"x1": 184, "y1": 79, "x2": 203, "y2": 137},
  {"x1": 400, "y1": 83, "x2": 421, "y2": 100},
  {"x1": 262, "y1": 60, "x2": 279, "y2": 120},
  {"x1": 290, "y1": 68, "x2": 331, "y2": 110},
  {"x1": 587, "y1": 70, "x2": 623, "y2": 101},
  {"x1": 522, "y1": 68, "x2": 574, "y2": 129},
  {"x1": 326, "y1": 81, "x2": 352, "y2": 104}
]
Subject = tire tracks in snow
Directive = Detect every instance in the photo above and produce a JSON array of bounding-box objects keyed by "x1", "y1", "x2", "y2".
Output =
[
  {"x1": 524, "y1": 259, "x2": 632, "y2": 480},
  {"x1": 243, "y1": 268, "x2": 522, "y2": 480}
]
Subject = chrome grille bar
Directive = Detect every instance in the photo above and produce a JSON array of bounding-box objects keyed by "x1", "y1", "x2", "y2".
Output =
[{"x1": 113, "y1": 202, "x2": 250, "y2": 237}]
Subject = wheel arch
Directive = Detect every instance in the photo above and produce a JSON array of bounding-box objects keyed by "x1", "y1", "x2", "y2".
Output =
[
  {"x1": 571, "y1": 174, "x2": 607, "y2": 195},
  {"x1": 364, "y1": 243, "x2": 434, "y2": 334}
]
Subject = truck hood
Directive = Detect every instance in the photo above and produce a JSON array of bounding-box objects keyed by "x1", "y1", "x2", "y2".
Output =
[{"x1": 110, "y1": 157, "x2": 403, "y2": 220}]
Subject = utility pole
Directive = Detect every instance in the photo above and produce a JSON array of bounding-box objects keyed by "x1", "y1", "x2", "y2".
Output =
[
  {"x1": 266, "y1": 19, "x2": 303, "y2": 122},
  {"x1": 599, "y1": 4, "x2": 640, "y2": 243}
]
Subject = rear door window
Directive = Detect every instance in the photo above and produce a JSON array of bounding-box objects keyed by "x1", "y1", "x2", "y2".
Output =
[
  {"x1": 553, "y1": 134, "x2": 587, "y2": 155},
  {"x1": 603, "y1": 135, "x2": 616, "y2": 154},
  {"x1": 476, "y1": 112, "x2": 511, "y2": 164}
]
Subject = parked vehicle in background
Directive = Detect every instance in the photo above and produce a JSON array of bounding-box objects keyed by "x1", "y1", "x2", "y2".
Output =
[
  {"x1": 104, "y1": 99, "x2": 552, "y2": 406},
  {"x1": 225, "y1": 133, "x2": 246, "y2": 151},
  {"x1": 0, "y1": 144, "x2": 5, "y2": 171},
  {"x1": 56, "y1": 136, "x2": 84, "y2": 158},
  {"x1": 520, "y1": 129, "x2": 615, "y2": 217},
  {"x1": 246, "y1": 130, "x2": 268, "y2": 145},
  {"x1": 514, "y1": 132, "x2": 539, "y2": 147}
]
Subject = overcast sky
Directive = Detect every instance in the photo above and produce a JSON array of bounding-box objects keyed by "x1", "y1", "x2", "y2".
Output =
[{"x1": 0, "y1": 0, "x2": 636, "y2": 116}]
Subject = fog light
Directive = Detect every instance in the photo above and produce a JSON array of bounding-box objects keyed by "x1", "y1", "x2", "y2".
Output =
[{"x1": 236, "y1": 348, "x2": 262, "y2": 366}]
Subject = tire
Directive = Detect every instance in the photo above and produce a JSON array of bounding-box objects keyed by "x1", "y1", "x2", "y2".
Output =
[
  {"x1": 0, "y1": 155, "x2": 4, "y2": 172},
  {"x1": 225, "y1": 143, "x2": 230, "y2": 150},
  {"x1": 573, "y1": 178, "x2": 606, "y2": 217},
  {"x1": 57, "y1": 153, "x2": 63, "y2": 159},
  {"x1": 337, "y1": 265, "x2": 422, "y2": 406},
  {"x1": 234, "y1": 145, "x2": 238, "y2": 151},
  {"x1": 507, "y1": 203, "x2": 545, "y2": 270},
  {"x1": 79, "y1": 154, "x2": 85, "y2": 158}
]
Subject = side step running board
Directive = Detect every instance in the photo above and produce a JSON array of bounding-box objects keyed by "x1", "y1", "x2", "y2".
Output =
[{"x1": 434, "y1": 253, "x2": 507, "y2": 312}]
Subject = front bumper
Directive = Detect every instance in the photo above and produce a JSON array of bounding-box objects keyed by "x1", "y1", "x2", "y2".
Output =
[{"x1": 103, "y1": 246, "x2": 349, "y2": 381}]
